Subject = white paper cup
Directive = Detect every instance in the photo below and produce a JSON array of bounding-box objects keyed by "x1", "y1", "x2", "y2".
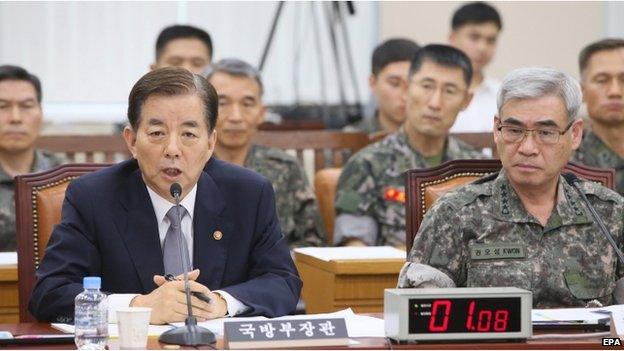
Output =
[{"x1": 116, "y1": 307, "x2": 152, "y2": 349}]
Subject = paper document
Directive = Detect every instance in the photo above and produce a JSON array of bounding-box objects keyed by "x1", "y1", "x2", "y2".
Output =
[
  {"x1": 0, "y1": 252, "x2": 17, "y2": 265},
  {"x1": 532, "y1": 306, "x2": 612, "y2": 324},
  {"x1": 174, "y1": 308, "x2": 386, "y2": 338},
  {"x1": 271, "y1": 308, "x2": 384, "y2": 337},
  {"x1": 294, "y1": 246, "x2": 405, "y2": 261},
  {"x1": 51, "y1": 323, "x2": 173, "y2": 337}
]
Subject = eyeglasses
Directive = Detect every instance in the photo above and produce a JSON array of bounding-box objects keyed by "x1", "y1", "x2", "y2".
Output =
[{"x1": 496, "y1": 120, "x2": 574, "y2": 145}]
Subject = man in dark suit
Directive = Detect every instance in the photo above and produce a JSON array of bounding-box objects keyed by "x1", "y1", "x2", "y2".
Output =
[{"x1": 29, "y1": 67, "x2": 301, "y2": 324}]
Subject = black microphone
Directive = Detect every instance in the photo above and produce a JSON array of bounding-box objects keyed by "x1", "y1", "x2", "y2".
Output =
[
  {"x1": 170, "y1": 182, "x2": 182, "y2": 198},
  {"x1": 159, "y1": 183, "x2": 215, "y2": 346},
  {"x1": 169, "y1": 183, "x2": 194, "y2": 320},
  {"x1": 168, "y1": 184, "x2": 212, "y2": 305},
  {"x1": 563, "y1": 173, "x2": 624, "y2": 265}
]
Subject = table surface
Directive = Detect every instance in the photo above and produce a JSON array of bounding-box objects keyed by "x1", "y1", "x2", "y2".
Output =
[{"x1": 0, "y1": 322, "x2": 616, "y2": 350}]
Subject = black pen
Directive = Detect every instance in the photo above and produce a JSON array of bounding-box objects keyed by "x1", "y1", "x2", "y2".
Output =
[{"x1": 164, "y1": 274, "x2": 213, "y2": 304}]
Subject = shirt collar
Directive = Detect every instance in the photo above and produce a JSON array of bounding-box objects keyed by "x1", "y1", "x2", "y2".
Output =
[
  {"x1": 146, "y1": 183, "x2": 197, "y2": 225},
  {"x1": 491, "y1": 170, "x2": 591, "y2": 228}
]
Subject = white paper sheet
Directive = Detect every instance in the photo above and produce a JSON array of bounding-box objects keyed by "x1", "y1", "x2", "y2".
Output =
[
  {"x1": 532, "y1": 306, "x2": 611, "y2": 324},
  {"x1": 51, "y1": 323, "x2": 173, "y2": 337},
  {"x1": 294, "y1": 246, "x2": 405, "y2": 261},
  {"x1": 344, "y1": 313, "x2": 386, "y2": 338},
  {"x1": 0, "y1": 252, "x2": 17, "y2": 265},
  {"x1": 271, "y1": 309, "x2": 385, "y2": 338}
]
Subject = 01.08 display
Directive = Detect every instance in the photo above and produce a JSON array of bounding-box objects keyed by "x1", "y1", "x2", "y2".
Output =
[{"x1": 408, "y1": 297, "x2": 522, "y2": 334}]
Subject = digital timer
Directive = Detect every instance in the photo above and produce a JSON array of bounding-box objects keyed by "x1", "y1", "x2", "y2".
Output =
[{"x1": 384, "y1": 287, "x2": 532, "y2": 342}]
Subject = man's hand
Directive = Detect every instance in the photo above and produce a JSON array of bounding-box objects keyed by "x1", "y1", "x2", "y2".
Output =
[{"x1": 130, "y1": 269, "x2": 228, "y2": 324}]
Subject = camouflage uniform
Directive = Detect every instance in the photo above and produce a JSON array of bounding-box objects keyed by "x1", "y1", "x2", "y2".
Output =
[
  {"x1": 405, "y1": 170, "x2": 624, "y2": 308},
  {"x1": 0, "y1": 150, "x2": 65, "y2": 252},
  {"x1": 335, "y1": 126, "x2": 484, "y2": 246},
  {"x1": 244, "y1": 144, "x2": 324, "y2": 248},
  {"x1": 573, "y1": 129, "x2": 624, "y2": 195},
  {"x1": 342, "y1": 115, "x2": 383, "y2": 135}
]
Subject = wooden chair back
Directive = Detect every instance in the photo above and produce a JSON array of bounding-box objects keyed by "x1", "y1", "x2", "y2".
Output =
[
  {"x1": 452, "y1": 132, "x2": 497, "y2": 157},
  {"x1": 15, "y1": 163, "x2": 109, "y2": 322},
  {"x1": 405, "y1": 159, "x2": 616, "y2": 252},
  {"x1": 314, "y1": 168, "x2": 342, "y2": 243},
  {"x1": 36, "y1": 135, "x2": 130, "y2": 163}
]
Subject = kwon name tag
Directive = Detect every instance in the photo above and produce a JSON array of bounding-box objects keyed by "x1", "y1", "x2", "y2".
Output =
[{"x1": 470, "y1": 244, "x2": 526, "y2": 260}]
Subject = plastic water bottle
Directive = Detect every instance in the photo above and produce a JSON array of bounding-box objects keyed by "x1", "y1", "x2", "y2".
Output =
[{"x1": 74, "y1": 277, "x2": 108, "y2": 350}]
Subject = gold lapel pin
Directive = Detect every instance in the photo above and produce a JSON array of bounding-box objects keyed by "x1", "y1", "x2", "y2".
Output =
[{"x1": 213, "y1": 230, "x2": 223, "y2": 241}]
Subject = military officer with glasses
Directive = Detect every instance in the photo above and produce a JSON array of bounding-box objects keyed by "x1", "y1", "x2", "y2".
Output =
[{"x1": 399, "y1": 67, "x2": 624, "y2": 308}]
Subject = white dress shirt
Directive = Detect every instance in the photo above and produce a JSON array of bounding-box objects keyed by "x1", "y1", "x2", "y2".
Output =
[
  {"x1": 451, "y1": 76, "x2": 501, "y2": 133},
  {"x1": 107, "y1": 183, "x2": 248, "y2": 321}
]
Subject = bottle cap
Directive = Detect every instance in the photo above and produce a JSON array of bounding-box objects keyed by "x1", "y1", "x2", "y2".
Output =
[{"x1": 83, "y1": 276, "x2": 101, "y2": 289}]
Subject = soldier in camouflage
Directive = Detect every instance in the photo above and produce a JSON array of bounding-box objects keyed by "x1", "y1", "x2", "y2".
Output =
[
  {"x1": 573, "y1": 39, "x2": 624, "y2": 195},
  {"x1": 401, "y1": 67, "x2": 624, "y2": 307},
  {"x1": 206, "y1": 59, "x2": 324, "y2": 248},
  {"x1": 0, "y1": 66, "x2": 66, "y2": 251},
  {"x1": 343, "y1": 38, "x2": 419, "y2": 135},
  {"x1": 335, "y1": 44, "x2": 484, "y2": 248},
  {"x1": 574, "y1": 130, "x2": 624, "y2": 195},
  {"x1": 335, "y1": 127, "x2": 483, "y2": 247},
  {"x1": 244, "y1": 144, "x2": 324, "y2": 248}
]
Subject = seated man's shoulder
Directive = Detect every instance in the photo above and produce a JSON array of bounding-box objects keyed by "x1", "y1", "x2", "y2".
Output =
[
  {"x1": 340, "y1": 139, "x2": 397, "y2": 183},
  {"x1": 447, "y1": 136, "x2": 486, "y2": 159},
  {"x1": 433, "y1": 172, "x2": 497, "y2": 212},
  {"x1": 35, "y1": 149, "x2": 69, "y2": 169},
  {"x1": 249, "y1": 145, "x2": 301, "y2": 168},
  {"x1": 246, "y1": 145, "x2": 309, "y2": 188},
  {"x1": 578, "y1": 179, "x2": 624, "y2": 206},
  {"x1": 206, "y1": 157, "x2": 270, "y2": 189},
  {"x1": 349, "y1": 133, "x2": 402, "y2": 164},
  {"x1": 71, "y1": 158, "x2": 141, "y2": 188}
]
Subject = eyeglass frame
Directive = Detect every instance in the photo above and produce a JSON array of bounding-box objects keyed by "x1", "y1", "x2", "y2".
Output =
[{"x1": 495, "y1": 117, "x2": 575, "y2": 145}]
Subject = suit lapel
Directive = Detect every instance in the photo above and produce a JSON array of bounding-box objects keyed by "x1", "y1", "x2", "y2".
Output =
[
  {"x1": 116, "y1": 169, "x2": 163, "y2": 293},
  {"x1": 192, "y1": 171, "x2": 229, "y2": 289}
]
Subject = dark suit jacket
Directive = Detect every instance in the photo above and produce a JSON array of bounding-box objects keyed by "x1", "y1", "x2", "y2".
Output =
[{"x1": 29, "y1": 158, "x2": 302, "y2": 322}]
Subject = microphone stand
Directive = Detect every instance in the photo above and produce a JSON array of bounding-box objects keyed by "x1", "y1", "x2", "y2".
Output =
[{"x1": 159, "y1": 185, "x2": 215, "y2": 346}]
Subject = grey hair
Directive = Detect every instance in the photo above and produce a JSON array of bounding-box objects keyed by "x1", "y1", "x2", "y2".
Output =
[
  {"x1": 497, "y1": 67, "x2": 582, "y2": 122},
  {"x1": 203, "y1": 58, "x2": 264, "y2": 96}
]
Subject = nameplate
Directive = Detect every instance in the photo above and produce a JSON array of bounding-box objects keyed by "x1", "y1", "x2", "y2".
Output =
[
  {"x1": 223, "y1": 318, "x2": 349, "y2": 349},
  {"x1": 470, "y1": 244, "x2": 526, "y2": 260}
]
